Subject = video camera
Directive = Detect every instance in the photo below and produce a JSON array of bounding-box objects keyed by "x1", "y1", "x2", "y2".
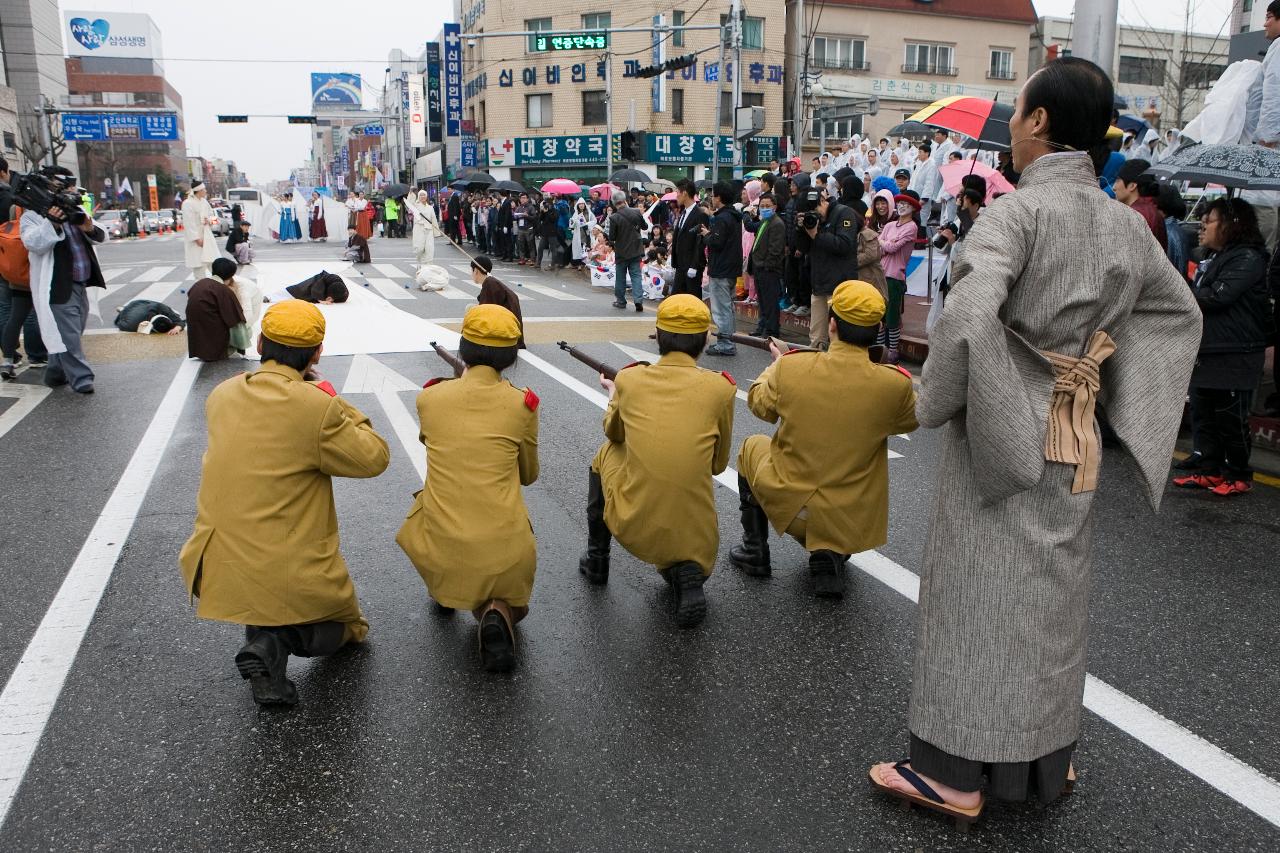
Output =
[
  {"x1": 796, "y1": 188, "x2": 824, "y2": 230},
  {"x1": 12, "y1": 168, "x2": 86, "y2": 223},
  {"x1": 933, "y1": 223, "x2": 959, "y2": 249}
]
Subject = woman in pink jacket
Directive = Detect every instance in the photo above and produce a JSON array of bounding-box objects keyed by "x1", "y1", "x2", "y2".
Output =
[{"x1": 877, "y1": 193, "x2": 921, "y2": 363}]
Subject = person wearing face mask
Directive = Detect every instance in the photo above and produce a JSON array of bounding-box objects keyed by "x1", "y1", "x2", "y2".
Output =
[
  {"x1": 868, "y1": 57, "x2": 1201, "y2": 827},
  {"x1": 876, "y1": 194, "x2": 921, "y2": 363},
  {"x1": 746, "y1": 193, "x2": 786, "y2": 338}
]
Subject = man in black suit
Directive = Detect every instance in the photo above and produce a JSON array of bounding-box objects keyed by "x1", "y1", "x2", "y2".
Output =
[
  {"x1": 668, "y1": 178, "x2": 709, "y2": 296},
  {"x1": 493, "y1": 192, "x2": 514, "y2": 261},
  {"x1": 444, "y1": 190, "x2": 462, "y2": 244}
]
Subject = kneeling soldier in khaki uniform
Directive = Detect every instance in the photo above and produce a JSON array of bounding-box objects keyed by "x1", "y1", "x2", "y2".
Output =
[
  {"x1": 732, "y1": 280, "x2": 919, "y2": 597},
  {"x1": 580, "y1": 294, "x2": 737, "y2": 627},
  {"x1": 396, "y1": 304, "x2": 539, "y2": 672},
  {"x1": 179, "y1": 300, "x2": 391, "y2": 706}
]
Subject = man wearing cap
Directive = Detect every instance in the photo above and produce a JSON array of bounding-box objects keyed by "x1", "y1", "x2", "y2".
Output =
[
  {"x1": 179, "y1": 300, "x2": 391, "y2": 706},
  {"x1": 579, "y1": 294, "x2": 736, "y2": 627},
  {"x1": 893, "y1": 168, "x2": 912, "y2": 195},
  {"x1": 470, "y1": 255, "x2": 526, "y2": 348},
  {"x1": 731, "y1": 280, "x2": 918, "y2": 597},
  {"x1": 397, "y1": 304, "x2": 539, "y2": 672},
  {"x1": 182, "y1": 180, "x2": 218, "y2": 282}
]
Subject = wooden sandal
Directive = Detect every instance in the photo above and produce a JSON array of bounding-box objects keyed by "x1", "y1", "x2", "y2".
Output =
[{"x1": 869, "y1": 760, "x2": 984, "y2": 832}]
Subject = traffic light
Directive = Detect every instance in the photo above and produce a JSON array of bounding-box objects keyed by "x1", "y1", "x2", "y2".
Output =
[
  {"x1": 620, "y1": 131, "x2": 643, "y2": 161},
  {"x1": 287, "y1": 115, "x2": 318, "y2": 124},
  {"x1": 634, "y1": 53, "x2": 697, "y2": 79},
  {"x1": 217, "y1": 115, "x2": 248, "y2": 123}
]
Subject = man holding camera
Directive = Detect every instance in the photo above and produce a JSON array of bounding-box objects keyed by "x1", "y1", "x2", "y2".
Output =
[
  {"x1": 20, "y1": 166, "x2": 105, "y2": 395},
  {"x1": 796, "y1": 186, "x2": 860, "y2": 350},
  {"x1": 0, "y1": 157, "x2": 48, "y2": 378}
]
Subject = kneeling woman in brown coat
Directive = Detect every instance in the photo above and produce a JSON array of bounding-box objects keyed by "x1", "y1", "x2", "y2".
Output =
[{"x1": 396, "y1": 304, "x2": 540, "y2": 672}]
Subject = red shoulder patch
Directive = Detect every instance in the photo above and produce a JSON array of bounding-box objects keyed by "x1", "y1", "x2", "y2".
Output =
[
  {"x1": 890, "y1": 365, "x2": 913, "y2": 380},
  {"x1": 524, "y1": 388, "x2": 540, "y2": 411},
  {"x1": 782, "y1": 348, "x2": 808, "y2": 356},
  {"x1": 422, "y1": 376, "x2": 446, "y2": 389},
  {"x1": 620, "y1": 360, "x2": 645, "y2": 371},
  {"x1": 720, "y1": 371, "x2": 736, "y2": 386},
  {"x1": 313, "y1": 380, "x2": 338, "y2": 397}
]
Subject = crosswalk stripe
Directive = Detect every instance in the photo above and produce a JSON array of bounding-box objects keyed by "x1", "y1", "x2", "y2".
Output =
[
  {"x1": 134, "y1": 265, "x2": 176, "y2": 283},
  {"x1": 131, "y1": 281, "x2": 181, "y2": 305},
  {"x1": 101, "y1": 268, "x2": 132, "y2": 282},
  {"x1": 372, "y1": 263, "x2": 408, "y2": 279},
  {"x1": 518, "y1": 282, "x2": 585, "y2": 301},
  {"x1": 436, "y1": 284, "x2": 476, "y2": 300},
  {"x1": 363, "y1": 278, "x2": 414, "y2": 301}
]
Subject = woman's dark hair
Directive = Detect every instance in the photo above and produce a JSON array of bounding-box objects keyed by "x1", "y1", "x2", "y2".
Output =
[
  {"x1": 833, "y1": 316, "x2": 880, "y2": 347},
  {"x1": 1156, "y1": 184, "x2": 1187, "y2": 220},
  {"x1": 212, "y1": 257, "x2": 237, "y2": 280},
  {"x1": 1204, "y1": 197, "x2": 1265, "y2": 248},
  {"x1": 960, "y1": 188, "x2": 985, "y2": 208},
  {"x1": 656, "y1": 329, "x2": 705, "y2": 358},
  {"x1": 1021, "y1": 57, "x2": 1114, "y2": 153},
  {"x1": 713, "y1": 181, "x2": 736, "y2": 206},
  {"x1": 959, "y1": 173, "x2": 987, "y2": 197},
  {"x1": 261, "y1": 338, "x2": 320, "y2": 372},
  {"x1": 458, "y1": 338, "x2": 519, "y2": 371}
]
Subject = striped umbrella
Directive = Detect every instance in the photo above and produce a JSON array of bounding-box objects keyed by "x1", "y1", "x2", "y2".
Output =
[{"x1": 907, "y1": 96, "x2": 1013, "y2": 149}]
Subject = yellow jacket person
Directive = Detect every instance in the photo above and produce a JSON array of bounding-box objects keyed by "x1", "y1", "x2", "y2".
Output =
[
  {"x1": 395, "y1": 304, "x2": 539, "y2": 672},
  {"x1": 733, "y1": 280, "x2": 918, "y2": 598},
  {"x1": 179, "y1": 299, "x2": 390, "y2": 706},
  {"x1": 580, "y1": 295, "x2": 736, "y2": 628}
]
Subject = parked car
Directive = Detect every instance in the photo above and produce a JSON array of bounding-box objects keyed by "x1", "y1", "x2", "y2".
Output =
[
  {"x1": 211, "y1": 207, "x2": 231, "y2": 236},
  {"x1": 142, "y1": 211, "x2": 162, "y2": 233},
  {"x1": 94, "y1": 209, "x2": 126, "y2": 240}
]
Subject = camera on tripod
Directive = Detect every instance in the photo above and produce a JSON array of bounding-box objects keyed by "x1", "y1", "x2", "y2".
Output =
[{"x1": 12, "y1": 168, "x2": 86, "y2": 224}]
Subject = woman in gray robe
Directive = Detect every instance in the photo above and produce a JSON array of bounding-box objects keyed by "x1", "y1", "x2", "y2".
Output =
[{"x1": 870, "y1": 58, "x2": 1202, "y2": 818}]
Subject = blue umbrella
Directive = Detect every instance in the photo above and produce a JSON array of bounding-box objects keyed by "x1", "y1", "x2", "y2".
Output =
[{"x1": 1115, "y1": 114, "x2": 1150, "y2": 135}]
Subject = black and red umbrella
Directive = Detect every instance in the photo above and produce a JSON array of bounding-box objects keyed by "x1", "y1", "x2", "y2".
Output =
[{"x1": 907, "y1": 96, "x2": 1013, "y2": 149}]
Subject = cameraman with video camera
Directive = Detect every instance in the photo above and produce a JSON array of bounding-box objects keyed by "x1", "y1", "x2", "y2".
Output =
[
  {"x1": 19, "y1": 165, "x2": 106, "y2": 394},
  {"x1": 796, "y1": 186, "x2": 859, "y2": 349},
  {"x1": 1, "y1": 157, "x2": 48, "y2": 379}
]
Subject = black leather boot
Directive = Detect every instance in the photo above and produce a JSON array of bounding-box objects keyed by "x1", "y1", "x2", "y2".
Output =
[
  {"x1": 278, "y1": 621, "x2": 347, "y2": 658},
  {"x1": 729, "y1": 475, "x2": 771, "y2": 577},
  {"x1": 809, "y1": 550, "x2": 848, "y2": 600},
  {"x1": 579, "y1": 469, "x2": 611, "y2": 585},
  {"x1": 235, "y1": 627, "x2": 298, "y2": 706},
  {"x1": 663, "y1": 562, "x2": 708, "y2": 628}
]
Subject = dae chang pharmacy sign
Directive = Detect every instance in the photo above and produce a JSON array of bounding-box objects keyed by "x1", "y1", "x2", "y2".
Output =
[{"x1": 64, "y1": 12, "x2": 163, "y2": 60}]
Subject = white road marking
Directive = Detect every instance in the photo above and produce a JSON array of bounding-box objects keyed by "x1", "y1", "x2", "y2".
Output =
[
  {"x1": 130, "y1": 281, "x2": 181, "y2": 305},
  {"x1": 372, "y1": 263, "x2": 408, "y2": 280},
  {"x1": 364, "y1": 277, "x2": 414, "y2": 301},
  {"x1": 0, "y1": 358, "x2": 202, "y2": 830},
  {"x1": 341, "y1": 354, "x2": 425, "y2": 479},
  {"x1": 101, "y1": 268, "x2": 131, "y2": 283},
  {"x1": 518, "y1": 283, "x2": 586, "y2": 301},
  {"x1": 133, "y1": 265, "x2": 176, "y2": 283},
  {"x1": 0, "y1": 382, "x2": 51, "y2": 441},
  {"x1": 522, "y1": 345, "x2": 1280, "y2": 829},
  {"x1": 436, "y1": 284, "x2": 478, "y2": 300}
]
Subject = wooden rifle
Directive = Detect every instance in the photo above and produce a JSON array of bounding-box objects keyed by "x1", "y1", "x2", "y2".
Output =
[
  {"x1": 720, "y1": 332, "x2": 885, "y2": 363},
  {"x1": 430, "y1": 341, "x2": 465, "y2": 378},
  {"x1": 557, "y1": 341, "x2": 620, "y2": 380}
]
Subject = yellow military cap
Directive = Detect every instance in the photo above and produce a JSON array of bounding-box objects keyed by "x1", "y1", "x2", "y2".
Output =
[
  {"x1": 462, "y1": 303, "x2": 521, "y2": 347},
  {"x1": 262, "y1": 300, "x2": 326, "y2": 347},
  {"x1": 656, "y1": 294, "x2": 711, "y2": 334},
  {"x1": 830, "y1": 280, "x2": 886, "y2": 326}
]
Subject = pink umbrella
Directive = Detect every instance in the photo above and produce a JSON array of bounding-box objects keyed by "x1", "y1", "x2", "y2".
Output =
[
  {"x1": 939, "y1": 160, "x2": 1015, "y2": 204},
  {"x1": 591, "y1": 182, "x2": 621, "y2": 196},
  {"x1": 661, "y1": 191, "x2": 677, "y2": 201},
  {"x1": 541, "y1": 178, "x2": 582, "y2": 196}
]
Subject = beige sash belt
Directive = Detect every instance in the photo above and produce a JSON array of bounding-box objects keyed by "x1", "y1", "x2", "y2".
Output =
[{"x1": 1043, "y1": 330, "x2": 1116, "y2": 494}]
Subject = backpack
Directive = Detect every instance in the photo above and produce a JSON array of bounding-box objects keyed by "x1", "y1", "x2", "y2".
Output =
[{"x1": 0, "y1": 206, "x2": 31, "y2": 289}]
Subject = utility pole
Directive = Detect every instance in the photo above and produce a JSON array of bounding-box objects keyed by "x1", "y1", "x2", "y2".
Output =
[
  {"x1": 731, "y1": 0, "x2": 745, "y2": 180},
  {"x1": 605, "y1": 47, "x2": 613, "y2": 180},
  {"x1": 792, "y1": 0, "x2": 805, "y2": 159},
  {"x1": 711, "y1": 18, "x2": 727, "y2": 184},
  {"x1": 1073, "y1": 0, "x2": 1119, "y2": 75}
]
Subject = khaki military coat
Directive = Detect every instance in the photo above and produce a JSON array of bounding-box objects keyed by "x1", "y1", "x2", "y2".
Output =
[
  {"x1": 739, "y1": 341, "x2": 918, "y2": 554},
  {"x1": 592, "y1": 351, "x2": 736, "y2": 573},
  {"x1": 396, "y1": 367, "x2": 540, "y2": 609},
  {"x1": 179, "y1": 362, "x2": 390, "y2": 637}
]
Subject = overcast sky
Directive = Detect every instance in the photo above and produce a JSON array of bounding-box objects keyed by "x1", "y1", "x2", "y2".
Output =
[{"x1": 60, "y1": 0, "x2": 1232, "y2": 185}]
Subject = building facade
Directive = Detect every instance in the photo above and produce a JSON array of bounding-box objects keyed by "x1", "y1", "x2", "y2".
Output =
[
  {"x1": 455, "y1": 0, "x2": 789, "y2": 184},
  {"x1": 1033, "y1": 16, "x2": 1227, "y2": 130},
  {"x1": 0, "y1": 0, "x2": 77, "y2": 169},
  {"x1": 1232, "y1": 0, "x2": 1268, "y2": 34},
  {"x1": 788, "y1": 0, "x2": 1037, "y2": 156}
]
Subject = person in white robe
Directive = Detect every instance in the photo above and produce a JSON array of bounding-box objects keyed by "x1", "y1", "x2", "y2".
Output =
[
  {"x1": 402, "y1": 190, "x2": 441, "y2": 280},
  {"x1": 182, "y1": 180, "x2": 218, "y2": 281}
]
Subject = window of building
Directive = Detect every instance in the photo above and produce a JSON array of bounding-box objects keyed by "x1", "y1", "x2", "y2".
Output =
[
  {"x1": 582, "y1": 12, "x2": 611, "y2": 32},
  {"x1": 988, "y1": 49, "x2": 1015, "y2": 80},
  {"x1": 1244, "y1": 0, "x2": 1253, "y2": 11},
  {"x1": 810, "y1": 116, "x2": 863, "y2": 140},
  {"x1": 582, "y1": 90, "x2": 607, "y2": 125},
  {"x1": 672, "y1": 10, "x2": 685, "y2": 47},
  {"x1": 1182, "y1": 61, "x2": 1226, "y2": 89},
  {"x1": 526, "y1": 18, "x2": 552, "y2": 53},
  {"x1": 671, "y1": 88, "x2": 685, "y2": 124},
  {"x1": 720, "y1": 14, "x2": 764, "y2": 50},
  {"x1": 720, "y1": 91, "x2": 763, "y2": 126},
  {"x1": 813, "y1": 37, "x2": 867, "y2": 70},
  {"x1": 3, "y1": 132, "x2": 15, "y2": 151},
  {"x1": 1118, "y1": 55, "x2": 1166, "y2": 86},
  {"x1": 527, "y1": 93, "x2": 552, "y2": 128},
  {"x1": 904, "y1": 43, "x2": 956, "y2": 75}
]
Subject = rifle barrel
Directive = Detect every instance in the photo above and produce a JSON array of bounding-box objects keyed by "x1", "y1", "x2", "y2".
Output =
[
  {"x1": 429, "y1": 341, "x2": 465, "y2": 378},
  {"x1": 724, "y1": 332, "x2": 817, "y2": 354},
  {"x1": 557, "y1": 341, "x2": 619, "y2": 381}
]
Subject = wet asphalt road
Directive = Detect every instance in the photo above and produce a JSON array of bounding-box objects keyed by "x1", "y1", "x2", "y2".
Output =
[{"x1": 0, "y1": 236, "x2": 1277, "y2": 851}]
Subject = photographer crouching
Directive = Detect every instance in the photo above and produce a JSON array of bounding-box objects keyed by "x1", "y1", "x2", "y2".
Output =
[
  {"x1": 19, "y1": 166, "x2": 106, "y2": 394},
  {"x1": 796, "y1": 186, "x2": 859, "y2": 350}
]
